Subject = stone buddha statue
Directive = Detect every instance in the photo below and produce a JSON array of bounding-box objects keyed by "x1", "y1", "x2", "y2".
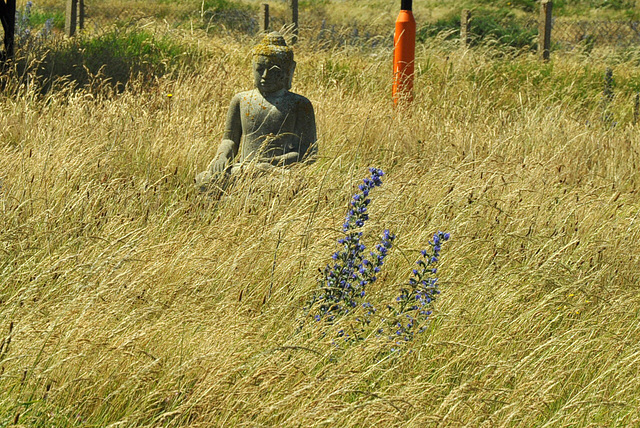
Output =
[{"x1": 196, "y1": 32, "x2": 317, "y2": 189}]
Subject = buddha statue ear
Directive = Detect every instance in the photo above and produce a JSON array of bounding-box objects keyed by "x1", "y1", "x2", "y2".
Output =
[{"x1": 286, "y1": 61, "x2": 296, "y2": 90}]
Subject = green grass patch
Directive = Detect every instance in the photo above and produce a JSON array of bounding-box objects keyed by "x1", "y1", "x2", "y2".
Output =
[
  {"x1": 418, "y1": 8, "x2": 537, "y2": 50},
  {"x1": 29, "y1": 9, "x2": 65, "y2": 30},
  {"x1": 472, "y1": 0, "x2": 538, "y2": 13}
]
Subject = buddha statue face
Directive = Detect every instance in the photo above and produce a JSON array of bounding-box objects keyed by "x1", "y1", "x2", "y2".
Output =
[{"x1": 251, "y1": 32, "x2": 295, "y2": 95}]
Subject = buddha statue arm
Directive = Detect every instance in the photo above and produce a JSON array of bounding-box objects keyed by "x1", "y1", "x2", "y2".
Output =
[
  {"x1": 206, "y1": 95, "x2": 243, "y2": 174},
  {"x1": 295, "y1": 98, "x2": 318, "y2": 161},
  {"x1": 261, "y1": 151, "x2": 300, "y2": 167}
]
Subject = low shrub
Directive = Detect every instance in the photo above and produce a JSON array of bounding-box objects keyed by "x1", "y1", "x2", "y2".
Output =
[{"x1": 15, "y1": 28, "x2": 202, "y2": 92}]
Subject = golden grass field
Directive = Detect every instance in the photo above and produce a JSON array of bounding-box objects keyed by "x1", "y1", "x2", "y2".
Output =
[{"x1": 2, "y1": 1, "x2": 640, "y2": 425}]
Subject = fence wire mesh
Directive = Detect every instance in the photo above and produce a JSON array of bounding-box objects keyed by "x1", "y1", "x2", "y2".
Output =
[
  {"x1": 518, "y1": 15, "x2": 640, "y2": 49},
  {"x1": 552, "y1": 18, "x2": 640, "y2": 49},
  {"x1": 10, "y1": 1, "x2": 640, "y2": 52},
  {"x1": 81, "y1": 0, "x2": 261, "y2": 34}
]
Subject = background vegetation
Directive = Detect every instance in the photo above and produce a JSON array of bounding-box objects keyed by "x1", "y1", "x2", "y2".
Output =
[{"x1": 2, "y1": 0, "x2": 640, "y2": 426}]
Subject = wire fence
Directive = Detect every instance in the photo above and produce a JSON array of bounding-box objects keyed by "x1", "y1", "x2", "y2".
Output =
[
  {"x1": 11, "y1": 0, "x2": 640, "y2": 51},
  {"x1": 514, "y1": 15, "x2": 640, "y2": 49},
  {"x1": 552, "y1": 18, "x2": 640, "y2": 49},
  {"x1": 81, "y1": 0, "x2": 260, "y2": 34}
]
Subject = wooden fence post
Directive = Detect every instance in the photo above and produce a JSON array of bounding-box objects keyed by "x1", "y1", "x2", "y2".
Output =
[
  {"x1": 290, "y1": 0, "x2": 298, "y2": 44},
  {"x1": 78, "y1": 0, "x2": 84, "y2": 31},
  {"x1": 65, "y1": 0, "x2": 77, "y2": 36},
  {"x1": 539, "y1": 0, "x2": 553, "y2": 61},
  {"x1": 260, "y1": 3, "x2": 269, "y2": 33},
  {"x1": 1, "y1": 0, "x2": 16, "y2": 66},
  {"x1": 602, "y1": 67, "x2": 614, "y2": 126},
  {"x1": 65, "y1": 0, "x2": 83, "y2": 36},
  {"x1": 460, "y1": 9, "x2": 471, "y2": 48}
]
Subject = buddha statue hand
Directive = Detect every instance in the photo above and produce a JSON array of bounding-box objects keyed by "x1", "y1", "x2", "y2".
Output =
[{"x1": 195, "y1": 166, "x2": 226, "y2": 192}]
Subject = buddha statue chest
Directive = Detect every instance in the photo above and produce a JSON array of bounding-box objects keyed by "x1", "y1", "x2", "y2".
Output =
[{"x1": 238, "y1": 89, "x2": 303, "y2": 160}]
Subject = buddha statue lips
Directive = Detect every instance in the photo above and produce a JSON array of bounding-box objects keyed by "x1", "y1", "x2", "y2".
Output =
[{"x1": 196, "y1": 32, "x2": 317, "y2": 190}]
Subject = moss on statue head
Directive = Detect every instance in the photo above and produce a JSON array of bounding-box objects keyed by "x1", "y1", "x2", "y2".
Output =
[{"x1": 252, "y1": 32, "x2": 294, "y2": 67}]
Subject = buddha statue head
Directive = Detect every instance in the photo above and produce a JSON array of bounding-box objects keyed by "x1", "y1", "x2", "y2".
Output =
[{"x1": 251, "y1": 32, "x2": 296, "y2": 94}]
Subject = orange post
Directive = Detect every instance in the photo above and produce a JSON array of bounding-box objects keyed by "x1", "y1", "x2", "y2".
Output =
[{"x1": 393, "y1": 0, "x2": 416, "y2": 104}]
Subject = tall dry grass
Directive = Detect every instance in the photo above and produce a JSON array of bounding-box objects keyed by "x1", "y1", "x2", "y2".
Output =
[{"x1": 1, "y1": 29, "x2": 640, "y2": 427}]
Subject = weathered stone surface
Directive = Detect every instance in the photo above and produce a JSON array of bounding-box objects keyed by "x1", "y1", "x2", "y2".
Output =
[{"x1": 196, "y1": 32, "x2": 317, "y2": 190}]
